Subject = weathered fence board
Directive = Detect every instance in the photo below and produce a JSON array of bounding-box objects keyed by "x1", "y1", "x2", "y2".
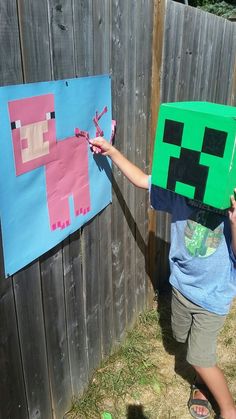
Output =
[
  {"x1": 99, "y1": 205, "x2": 115, "y2": 358},
  {"x1": 123, "y1": 0, "x2": 138, "y2": 326},
  {"x1": 134, "y1": 0, "x2": 153, "y2": 313},
  {"x1": 41, "y1": 246, "x2": 72, "y2": 418},
  {"x1": 134, "y1": 0, "x2": 147, "y2": 313},
  {"x1": 73, "y1": 0, "x2": 94, "y2": 77},
  {"x1": 0, "y1": 1, "x2": 23, "y2": 84},
  {"x1": 216, "y1": 19, "x2": 235, "y2": 104},
  {"x1": 231, "y1": 32, "x2": 236, "y2": 106},
  {"x1": 148, "y1": 0, "x2": 166, "y2": 295},
  {"x1": 111, "y1": 0, "x2": 128, "y2": 342},
  {"x1": 92, "y1": 0, "x2": 114, "y2": 358},
  {"x1": 14, "y1": 265, "x2": 52, "y2": 419},
  {"x1": 82, "y1": 218, "x2": 102, "y2": 377},
  {"x1": 63, "y1": 232, "x2": 88, "y2": 397},
  {"x1": 17, "y1": 0, "x2": 52, "y2": 82},
  {"x1": 178, "y1": 5, "x2": 199, "y2": 101},
  {"x1": 49, "y1": 0, "x2": 76, "y2": 80},
  {"x1": 0, "y1": 279, "x2": 28, "y2": 419}
]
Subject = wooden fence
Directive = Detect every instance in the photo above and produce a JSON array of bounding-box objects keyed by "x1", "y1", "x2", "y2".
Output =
[{"x1": 0, "y1": 0, "x2": 236, "y2": 418}]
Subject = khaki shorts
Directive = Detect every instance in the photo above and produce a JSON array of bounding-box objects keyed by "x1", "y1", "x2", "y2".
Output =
[{"x1": 171, "y1": 287, "x2": 226, "y2": 368}]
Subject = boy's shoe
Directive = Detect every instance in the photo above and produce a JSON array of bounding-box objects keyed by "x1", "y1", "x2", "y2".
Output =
[{"x1": 188, "y1": 382, "x2": 212, "y2": 419}]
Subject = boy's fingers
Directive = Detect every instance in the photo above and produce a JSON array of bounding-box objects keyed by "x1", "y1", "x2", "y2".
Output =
[
  {"x1": 89, "y1": 138, "x2": 100, "y2": 145},
  {"x1": 90, "y1": 144, "x2": 103, "y2": 154},
  {"x1": 92, "y1": 146, "x2": 101, "y2": 153},
  {"x1": 230, "y1": 194, "x2": 236, "y2": 209},
  {"x1": 90, "y1": 140, "x2": 103, "y2": 149},
  {"x1": 90, "y1": 139, "x2": 99, "y2": 145},
  {"x1": 230, "y1": 188, "x2": 236, "y2": 203}
]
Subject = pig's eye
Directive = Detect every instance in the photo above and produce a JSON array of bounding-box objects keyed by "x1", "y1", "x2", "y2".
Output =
[
  {"x1": 46, "y1": 111, "x2": 55, "y2": 120},
  {"x1": 11, "y1": 120, "x2": 21, "y2": 129}
]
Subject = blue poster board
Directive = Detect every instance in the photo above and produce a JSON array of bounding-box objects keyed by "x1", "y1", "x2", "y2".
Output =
[{"x1": 0, "y1": 75, "x2": 112, "y2": 277}]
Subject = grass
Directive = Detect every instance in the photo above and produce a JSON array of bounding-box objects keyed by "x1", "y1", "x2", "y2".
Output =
[{"x1": 67, "y1": 293, "x2": 236, "y2": 419}]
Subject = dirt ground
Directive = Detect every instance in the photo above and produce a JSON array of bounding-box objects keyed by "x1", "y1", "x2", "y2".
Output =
[{"x1": 68, "y1": 293, "x2": 236, "y2": 419}]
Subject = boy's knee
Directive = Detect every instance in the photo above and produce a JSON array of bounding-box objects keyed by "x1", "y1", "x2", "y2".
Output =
[
  {"x1": 192, "y1": 364, "x2": 204, "y2": 373},
  {"x1": 192, "y1": 364, "x2": 217, "y2": 373}
]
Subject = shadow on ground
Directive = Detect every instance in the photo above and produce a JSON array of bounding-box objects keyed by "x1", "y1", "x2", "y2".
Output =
[{"x1": 126, "y1": 404, "x2": 149, "y2": 419}]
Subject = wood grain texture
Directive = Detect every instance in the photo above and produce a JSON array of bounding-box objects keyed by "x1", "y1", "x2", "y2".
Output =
[
  {"x1": 40, "y1": 245, "x2": 72, "y2": 418},
  {"x1": 81, "y1": 217, "x2": 102, "y2": 377},
  {"x1": 73, "y1": 0, "x2": 94, "y2": 76},
  {"x1": 48, "y1": 0, "x2": 75, "y2": 79},
  {"x1": 0, "y1": 278, "x2": 28, "y2": 419},
  {"x1": 123, "y1": 0, "x2": 138, "y2": 326},
  {"x1": 0, "y1": 1, "x2": 22, "y2": 85},
  {"x1": 14, "y1": 264, "x2": 53, "y2": 419},
  {"x1": 63, "y1": 232, "x2": 88, "y2": 397},
  {"x1": 17, "y1": 0, "x2": 52, "y2": 82},
  {"x1": 110, "y1": 0, "x2": 127, "y2": 343},
  {"x1": 148, "y1": 0, "x2": 166, "y2": 293},
  {"x1": 92, "y1": 0, "x2": 114, "y2": 358}
]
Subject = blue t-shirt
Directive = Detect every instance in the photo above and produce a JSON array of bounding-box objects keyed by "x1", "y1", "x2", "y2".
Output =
[{"x1": 150, "y1": 185, "x2": 236, "y2": 315}]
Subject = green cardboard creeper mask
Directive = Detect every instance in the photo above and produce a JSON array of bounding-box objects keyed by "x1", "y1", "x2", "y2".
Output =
[{"x1": 151, "y1": 101, "x2": 236, "y2": 210}]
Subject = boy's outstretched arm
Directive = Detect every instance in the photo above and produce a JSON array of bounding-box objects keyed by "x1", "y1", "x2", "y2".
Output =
[
  {"x1": 229, "y1": 188, "x2": 236, "y2": 256},
  {"x1": 90, "y1": 137, "x2": 149, "y2": 189}
]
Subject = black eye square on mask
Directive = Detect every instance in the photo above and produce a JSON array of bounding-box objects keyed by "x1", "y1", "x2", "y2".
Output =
[
  {"x1": 201, "y1": 127, "x2": 227, "y2": 158},
  {"x1": 163, "y1": 119, "x2": 184, "y2": 146}
]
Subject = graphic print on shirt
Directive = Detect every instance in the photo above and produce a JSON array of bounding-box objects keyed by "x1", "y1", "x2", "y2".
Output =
[{"x1": 184, "y1": 210, "x2": 223, "y2": 257}]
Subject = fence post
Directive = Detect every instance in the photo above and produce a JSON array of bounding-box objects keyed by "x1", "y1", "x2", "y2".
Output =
[{"x1": 147, "y1": 0, "x2": 166, "y2": 305}]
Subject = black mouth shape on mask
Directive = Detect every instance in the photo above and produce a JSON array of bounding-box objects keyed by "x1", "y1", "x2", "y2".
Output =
[{"x1": 167, "y1": 148, "x2": 209, "y2": 201}]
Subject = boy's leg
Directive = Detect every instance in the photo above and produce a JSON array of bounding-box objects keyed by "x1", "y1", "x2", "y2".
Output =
[
  {"x1": 187, "y1": 310, "x2": 236, "y2": 418},
  {"x1": 171, "y1": 289, "x2": 212, "y2": 416},
  {"x1": 171, "y1": 287, "x2": 192, "y2": 343},
  {"x1": 171, "y1": 289, "x2": 236, "y2": 417},
  {"x1": 193, "y1": 365, "x2": 236, "y2": 418}
]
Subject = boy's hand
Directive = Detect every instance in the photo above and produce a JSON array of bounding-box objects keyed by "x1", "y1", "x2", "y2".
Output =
[
  {"x1": 229, "y1": 188, "x2": 236, "y2": 226},
  {"x1": 89, "y1": 137, "x2": 115, "y2": 156}
]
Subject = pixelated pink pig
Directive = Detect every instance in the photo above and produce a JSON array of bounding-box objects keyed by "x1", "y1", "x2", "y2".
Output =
[{"x1": 8, "y1": 94, "x2": 91, "y2": 231}]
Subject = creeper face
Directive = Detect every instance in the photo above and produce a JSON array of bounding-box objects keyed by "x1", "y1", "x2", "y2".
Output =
[{"x1": 151, "y1": 102, "x2": 236, "y2": 210}]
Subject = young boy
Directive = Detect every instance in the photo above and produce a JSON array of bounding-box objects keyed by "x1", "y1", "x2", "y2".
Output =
[{"x1": 90, "y1": 136, "x2": 236, "y2": 419}]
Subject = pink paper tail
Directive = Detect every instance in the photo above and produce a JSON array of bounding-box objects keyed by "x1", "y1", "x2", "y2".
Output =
[
  {"x1": 93, "y1": 106, "x2": 108, "y2": 137},
  {"x1": 75, "y1": 128, "x2": 89, "y2": 142},
  {"x1": 76, "y1": 107, "x2": 116, "y2": 146}
]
